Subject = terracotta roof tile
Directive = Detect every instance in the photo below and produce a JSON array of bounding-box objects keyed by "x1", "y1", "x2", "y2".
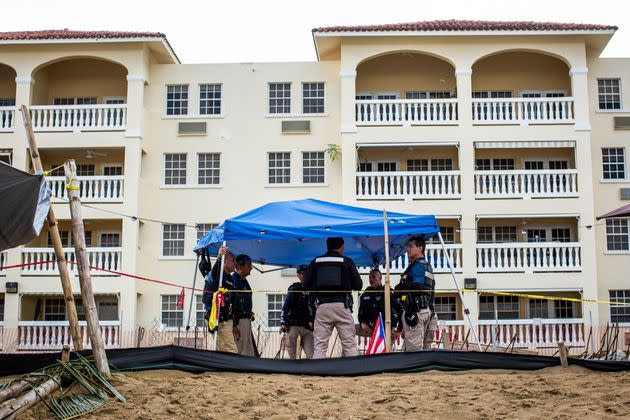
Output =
[
  {"x1": 313, "y1": 20, "x2": 617, "y2": 33},
  {"x1": 0, "y1": 29, "x2": 165, "y2": 41}
]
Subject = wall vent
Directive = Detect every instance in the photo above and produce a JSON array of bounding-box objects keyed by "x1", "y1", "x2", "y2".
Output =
[
  {"x1": 614, "y1": 116, "x2": 630, "y2": 130},
  {"x1": 281, "y1": 120, "x2": 310, "y2": 134},
  {"x1": 178, "y1": 121, "x2": 207, "y2": 135},
  {"x1": 620, "y1": 188, "x2": 630, "y2": 200}
]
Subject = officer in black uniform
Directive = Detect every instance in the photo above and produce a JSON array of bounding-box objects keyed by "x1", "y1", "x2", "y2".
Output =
[
  {"x1": 358, "y1": 268, "x2": 385, "y2": 336},
  {"x1": 303, "y1": 237, "x2": 363, "y2": 358},
  {"x1": 398, "y1": 235, "x2": 435, "y2": 352},
  {"x1": 280, "y1": 264, "x2": 315, "y2": 359}
]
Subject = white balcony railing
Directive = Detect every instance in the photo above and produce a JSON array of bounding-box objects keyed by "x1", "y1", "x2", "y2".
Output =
[
  {"x1": 0, "y1": 251, "x2": 7, "y2": 276},
  {"x1": 0, "y1": 106, "x2": 15, "y2": 132},
  {"x1": 30, "y1": 104, "x2": 127, "y2": 132},
  {"x1": 21, "y1": 247, "x2": 122, "y2": 276},
  {"x1": 356, "y1": 171, "x2": 461, "y2": 199},
  {"x1": 355, "y1": 99, "x2": 458, "y2": 125},
  {"x1": 358, "y1": 244, "x2": 463, "y2": 274},
  {"x1": 47, "y1": 175, "x2": 124, "y2": 202},
  {"x1": 472, "y1": 97, "x2": 574, "y2": 125},
  {"x1": 17, "y1": 321, "x2": 120, "y2": 350},
  {"x1": 478, "y1": 319, "x2": 585, "y2": 348},
  {"x1": 474, "y1": 170, "x2": 578, "y2": 198},
  {"x1": 477, "y1": 242, "x2": 581, "y2": 272}
]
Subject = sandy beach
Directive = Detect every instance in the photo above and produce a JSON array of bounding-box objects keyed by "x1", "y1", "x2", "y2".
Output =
[{"x1": 18, "y1": 366, "x2": 630, "y2": 419}]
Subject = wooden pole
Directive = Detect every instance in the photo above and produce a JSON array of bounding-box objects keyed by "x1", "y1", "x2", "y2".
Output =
[
  {"x1": 382, "y1": 210, "x2": 392, "y2": 353},
  {"x1": 64, "y1": 159, "x2": 110, "y2": 377},
  {"x1": 0, "y1": 377, "x2": 60, "y2": 419},
  {"x1": 20, "y1": 105, "x2": 83, "y2": 351},
  {"x1": 557, "y1": 341, "x2": 569, "y2": 367}
]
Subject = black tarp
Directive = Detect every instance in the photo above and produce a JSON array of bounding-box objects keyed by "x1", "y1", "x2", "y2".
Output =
[
  {"x1": 0, "y1": 163, "x2": 50, "y2": 252},
  {"x1": 1, "y1": 346, "x2": 629, "y2": 377}
]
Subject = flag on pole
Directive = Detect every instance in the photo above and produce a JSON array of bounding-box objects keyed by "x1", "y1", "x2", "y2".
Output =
[
  {"x1": 176, "y1": 287, "x2": 185, "y2": 308},
  {"x1": 365, "y1": 313, "x2": 386, "y2": 355}
]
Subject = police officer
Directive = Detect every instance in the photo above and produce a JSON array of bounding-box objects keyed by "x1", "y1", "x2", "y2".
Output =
[
  {"x1": 398, "y1": 235, "x2": 435, "y2": 352},
  {"x1": 358, "y1": 269, "x2": 385, "y2": 336},
  {"x1": 232, "y1": 254, "x2": 257, "y2": 357},
  {"x1": 280, "y1": 264, "x2": 315, "y2": 359},
  {"x1": 202, "y1": 246, "x2": 240, "y2": 353},
  {"x1": 303, "y1": 237, "x2": 363, "y2": 358}
]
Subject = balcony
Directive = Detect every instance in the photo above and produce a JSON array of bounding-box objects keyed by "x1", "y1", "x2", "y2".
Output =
[
  {"x1": 359, "y1": 244, "x2": 463, "y2": 274},
  {"x1": 356, "y1": 171, "x2": 461, "y2": 199},
  {"x1": 355, "y1": 98, "x2": 458, "y2": 126},
  {"x1": 477, "y1": 318, "x2": 585, "y2": 349},
  {"x1": 0, "y1": 106, "x2": 14, "y2": 132},
  {"x1": 472, "y1": 97, "x2": 574, "y2": 125},
  {"x1": 474, "y1": 169, "x2": 578, "y2": 199},
  {"x1": 21, "y1": 247, "x2": 122, "y2": 276},
  {"x1": 30, "y1": 104, "x2": 126, "y2": 132},
  {"x1": 17, "y1": 321, "x2": 120, "y2": 350},
  {"x1": 476, "y1": 242, "x2": 581, "y2": 272},
  {"x1": 47, "y1": 175, "x2": 124, "y2": 202}
]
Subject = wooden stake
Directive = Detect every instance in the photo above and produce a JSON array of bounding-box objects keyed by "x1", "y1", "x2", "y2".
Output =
[
  {"x1": 382, "y1": 210, "x2": 392, "y2": 353},
  {"x1": 20, "y1": 105, "x2": 83, "y2": 351},
  {"x1": 64, "y1": 159, "x2": 110, "y2": 377},
  {"x1": 557, "y1": 341, "x2": 569, "y2": 367}
]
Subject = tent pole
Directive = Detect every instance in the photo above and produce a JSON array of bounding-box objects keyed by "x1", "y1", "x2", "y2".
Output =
[
  {"x1": 186, "y1": 253, "x2": 200, "y2": 331},
  {"x1": 382, "y1": 210, "x2": 392, "y2": 353},
  {"x1": 213, "y1": 240, "x2": 227, "y2": 351},
  {"x1": 437, "y1": 231, "x2": 483, "y2": 351}
]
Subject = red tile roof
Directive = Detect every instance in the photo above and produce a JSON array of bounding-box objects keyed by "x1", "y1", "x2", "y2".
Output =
[
  {"x1": 0, "y1": 29, "x2": 165, "y2": 41},
  {"x1": 313, "y1": 20, "x2": 617, "y2": 33}
]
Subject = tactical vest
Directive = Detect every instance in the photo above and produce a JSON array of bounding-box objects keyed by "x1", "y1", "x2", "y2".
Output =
[
  {"x1": 311, "y1": 256, "x2": 349, "y2": 290},
  {"x1": 401, "y1": 257, "x2": 435, "y2": 311}
]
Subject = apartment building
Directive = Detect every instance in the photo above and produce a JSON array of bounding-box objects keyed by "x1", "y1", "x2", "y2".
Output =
[{"x1": 0, "y1": 21, "x2": 629, "y2": 352}]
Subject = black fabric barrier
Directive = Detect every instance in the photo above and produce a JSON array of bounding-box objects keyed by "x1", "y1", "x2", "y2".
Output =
[{"x1": 1, "y1": 346, "x2": 629, "y2": 377}]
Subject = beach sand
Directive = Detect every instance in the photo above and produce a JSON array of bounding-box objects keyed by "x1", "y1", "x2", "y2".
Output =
[{"x1": 20, "y1": 366, "x2": 630, "y2": 419}]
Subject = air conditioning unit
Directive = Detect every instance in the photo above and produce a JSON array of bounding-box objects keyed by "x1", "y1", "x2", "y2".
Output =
[
  {"x1": 178, "y1": 121, "x2": 207, "y2": 135},
  {"x1": 281, "y1": 120, "x2": 310, "y2": 134},
  {"x1": 614, "y1": 117, "x2": 630, "y2": 130},
  {"x1": 620, "y1": 188, "x2": 630, "y2": 200}
]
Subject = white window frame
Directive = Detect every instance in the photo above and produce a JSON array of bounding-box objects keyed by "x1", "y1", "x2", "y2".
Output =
[
  {"x1": 301, "y1": 151, "x2": 326, "y2": 185},
  {"x1": 104, "y1": 96, "x2": 126, "y2": 104},
  {"x1": 605, "y1": 218, "x2": 630, "y2": 254},
  {"x1": 53, "y1": 97, "x2": 98, "y2": 105},
  {"x1": 194, "y1": 294, "x2": 207, "y2": 328},
  {"x1": 266, "y1": 152, "x2": 292, "y2": 185},
  {"x1": 268, "y1": 83, "x2": 292, "y2": 115},
  {"x1": 524, "y1": 225, "x2": 573, "y2": 243},
  {"x1": 597, "y1": 78, "x2": 622, "y2": 111},
  {"x1": 163, "y1": 153, "x2": 188, "y2": 186},
  {"x1": 197, "y1": 153, "x2": 221, "y2": 186},
  {"x1": 0, "y1": 150, "x2": 12, "y2": 166},
  {"x1": 164, "y1": 84, "x2": 189, "y2": 117},
  {"x1": 358, "y1": 159, "x2": 399, "y2": 173},
  {"x1": 195, "y1": 223, "x2": 218, "y2": 241},
  {"x1": 356, "y1": 91, "x2": 400, "y2": 100},
  {"x1": 601, "y1": 147, "x2": 627, "y2": 182},
  {"x1": 161, "y1": 224, "x2": 186, "y2": 257},
  {"x1": 98, "y1": 231, "x2": 122, "y2": 247},
  {"x1": 266, "y1": 293, "x2": 287, "y2": 330},
  {"x1": 519, "y1": 90, "x2": 567, "y2": 98},
  {"x1": 102, "y1": 164, "x2": 123, "y2": 176},
  {"x1": 198, "y1": 83, "x2": 223, "y2": 116},
  {"x1": 302, "y1": 82, "x2": 326, "y2": 115},
  {"x1": 609, "y1": 290, "x2": 630, "y2": 324},
  {"x1": 160, "y1": 294, "x2": 184, "y2": 329}
]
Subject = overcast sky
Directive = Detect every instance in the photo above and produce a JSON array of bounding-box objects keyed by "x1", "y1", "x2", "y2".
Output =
[{"x1": 3, "y1": 0, "x2": 628, "y2": 63}]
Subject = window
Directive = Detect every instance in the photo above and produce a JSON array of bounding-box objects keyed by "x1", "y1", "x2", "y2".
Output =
[
  {"x1": 302, "y1": 82, "x2": 325, "y2": 114},
  {"x1": 302, "y1": 152, "x2": 325, "y2": 184},
  {"x1": 405, "y1": 91, "x2": 452, "y2": 99},
  {"x1": 524, "y1": 161, "x2": 544, "y2": 170},
  {"x1": 269, "y1": 83, "x2": 291, "y2": 114},
  {"x1": 430, "y1": 159, "x2": 453, "y2": 171},
  {"x1": 104, "y1": 97, "x2": 125, "y2": 104},
  {"x1": 161, "y1": 295, "x2": 183, "y2": 327},
  {"x1": 53, "y1": 97, "x2": 97, "y2": 105},
  {"x1": 268, "y1": 152, "x2": 291, "y2": 184},
  {"x1": 602, "y1": 148, "x2": 626, "y2": 180},
  {"x1": 610, "y1": 290, "x2": 630, "y2": 323},
  {"x1": 477, "y1": 227, "x2": 493, "y2": 243},
  {"x1": 473, "y1": 91, "x2": 513, "y2": 99},
  {"x1": 606, "y1": 218, "x2": 630, "y2": 252},
  {"x1": 597, "y1": 79, "x2": 621, "y2": 110},
  {"x1": 407, "y1": 159, "x2": 428, "y2": 172},
  {"x1": 549, "y1": 161, "x2": 569, "y2": 170},
  {"x1": 76, "y1": 164, "x2": 95, "y2": 176},
  {"x1": 196, "y1": 223, "x2": 218, "y2": 241},
  {"x1": 162, "y1": 224, "x2": 185, "y2": 256},
  {"x1": 99, "y1": 233, "x2": 120, "y2": 247},
  {"x1": 103, "y1": 166, "x2": 122, "y2": 176},
  {"x1": 551, "y1": 228, "x2": 571, "y2": 243},
  {"x1": 195, "y1": 295, "x2": 207, "y2": 327},
  {"x1": 526, "y1": 229, "x2": 547, "y2": 243},
  {"x1": 164, "y1": 154, "x2": 187, "y2": 185},
  {"x1": 198, "y1": 153, "x2": 220, "y2": 185},
  {"x1": 48, "y1": 230, "x2": 72, "y2": 247},
  {"x1": 44, "y1": 298, "x2": 66, "y2": 321},
  {"x1": 495, "y1": 227, "x2": 517, "y2": 243},
  {"x1": 554, "y1": 300, "x2": 574, "y2": 318},
  {"x1": 0, "y1": 150, "x2": 12, "y2": 166},
  {"x1": 434, "y1": 296, "x2": 457, "y2": 320},
  {"x1": 528, "y1": 299, "x2": 549, "y2": 318},
  {"x1": 267, "y1": 294, "x2": 286, "y2": 327},
  {"x1": 377, "y1": 162, "x2": 397, "y2": 172},
  {"x1": 430, "y1": 226, "x2": 455, "y2": 244},
  {"x1": 0, "y1": 98, "x2": 16, "y2": 107},
  {"x1": 166, "y1": 85, "x2": 188, "y2": 116},
  {"x1": 479, "y1": 296, "x2": 519, "y2": 320},
  {"x1": 475, "y1": 159, "x2": 515, "y2": 171},
  {"x1": 97, "y1": 299, "x2": 119, "y2": 321},
  {"x1": 199, "y1": 84, "x2": 221, "y2": 115}
]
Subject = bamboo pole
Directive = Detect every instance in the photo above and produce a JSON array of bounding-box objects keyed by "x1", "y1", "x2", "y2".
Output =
[
  {"x1": 0, "y1": 377, "x2": 60, "y2": 419},
  {"x1": 64, "y1": 160, "x2": 110, "y2": 377},
  {"x1": 20, "y1": 105, "x2": 83, "y2": 351},
  {"x1": 382, "y1": 210, "x2": 392, "y2": 353}
]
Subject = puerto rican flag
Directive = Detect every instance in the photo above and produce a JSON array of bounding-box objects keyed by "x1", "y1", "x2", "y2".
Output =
[{"x1": 365, "y1": 313, "x2": 386, "y2": 355}]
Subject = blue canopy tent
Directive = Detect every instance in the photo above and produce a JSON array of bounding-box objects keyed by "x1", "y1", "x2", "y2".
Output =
[{"x1": 194, "y1": 198, "x2": 440, "y2": 267}]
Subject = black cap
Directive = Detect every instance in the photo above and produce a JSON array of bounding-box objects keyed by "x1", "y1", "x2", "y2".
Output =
[{"x1": 297, "y1": 264, "x2": 309, "y2": 273}]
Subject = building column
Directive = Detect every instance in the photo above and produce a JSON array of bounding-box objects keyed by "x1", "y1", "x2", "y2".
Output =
[
  {"x1": 125, "y1": 75, "x2": 145, "y2": 139},
  {"x1": 455, "y1": 67, "x2": 473, "y2": 128},
  {"x1": 13, "y1": 76, "x2": 34, "y2": 164},
  {"x1": 570, "y1": 67, "x2": 591, "y2": 132},
  {"x1": 340, "y1": 70, "x2": 358, "y2": 204}
]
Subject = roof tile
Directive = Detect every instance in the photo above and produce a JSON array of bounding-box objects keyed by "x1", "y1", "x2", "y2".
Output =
[{"x1": 0, "y1": 29, "x2": 165, "y2": 41}]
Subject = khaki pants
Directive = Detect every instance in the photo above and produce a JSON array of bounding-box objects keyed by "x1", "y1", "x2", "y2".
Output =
[
  {"x1": 313, "y1": 302, "x2": 358, "y2": 359},
  {"x1": 236, "y1": 318, "x2": 255, "y2": 357},
  {"x1": 402, "y1": 310, "x2": 432, "y2": 352},
  {"x1": 423, "y1": 314, "x2": 438, "y2": 350},
  {"x1": 287, "y1": 326, "x2": 314, "y2": 359},
  {"x1": 216, "y1": 320, "x2": 237, "y2": 353}
]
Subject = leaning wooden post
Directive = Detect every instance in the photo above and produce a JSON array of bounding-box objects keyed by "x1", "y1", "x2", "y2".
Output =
[
  {"x1": 64, "y1": 159, "x2": 110, "y2": 377},
  {"x1": 20, "y1": 105, "x2": 83, "y2": 351},
  {"x1": 382, "y1": 210, "x2": 392, "y2": 353}
]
